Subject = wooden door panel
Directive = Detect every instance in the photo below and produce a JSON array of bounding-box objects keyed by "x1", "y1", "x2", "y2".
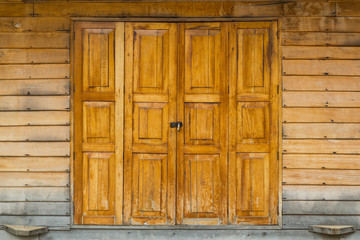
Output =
[
  {"x1": 229, "y1": 22, "x2": 278, "y2": 225},
  {"x1": 124, "y1": 22, "x2": 177, "y2": 225},
  {"x1": 74, "y1": 22, "x2": 124, "y2": 225},
  {"x1": 82, "y1": 28, "x2": 115, "y2": 93},
  {"x1": 177, "y1": 22, "x2": 227, "y2": 225},
  {"x1": 184, "y1": 155, "x2": 220, "y2": 219}
]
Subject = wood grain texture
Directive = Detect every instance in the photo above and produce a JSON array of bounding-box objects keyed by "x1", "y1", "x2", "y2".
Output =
[
  {"x1": 0, "y1": 111, "x2": 69, "y2": 126},
  {"x1": 283, "y1": 201, "x2": 360, "y2": 215},
  {"x1": 0, "y1": 79, "x2": 70, "y2": 95},
  {"x1": 0, "y1": 3, "x2": 33, "y2": 17},
  {"x1": 0, "y1": 202, "x2": 70, "y2": 216},
  {"x1": 283, "y1": 139, "x2": 360, "y2": 154},
  {"x1": 0, "y1": 157, "x2": 69, "y2": 171},
  {"x1": 0, "y1": 187, "x2": 69, "y2": 201},
  {"x1": 283, "y1": 76, "x2": 360, "y2": 91},
  {"x1": 283, "y1": 108, "x2": 360, "y2": 123},
  {"x1": 0, "y1": 17, "x2": 69, "y2": 32},
  {"x1": 283, "y1": 169, "x2": 360, "y2": 185},
  {"x1": 283, "y1": 154, "x2": 360, "y2": 169},
  {"x1": 282, "y1": 2, "x2": 335, "y2": 17},
  {"x1": 337, "y1": 3, "x2": 360, "y2": 16},
  {"x1": 0, "y1": 64, "x2": 69, "y2": 79},
  {"x1": 0, "y1": 33, "x2": 69, "y2": 48},
  {"x1": 283, "y1": 216, "x2": 360, "y2": 229},
  {"x1": 282, "y1": 32, "x2": 360, "y2": 46},
  {"x1": 0, "y1": 216, "x2": 70, "y2": 228},
  {"x1": 0, "y1": 173, "x2": 69, "y2": 187},
  {"x1": 0, "y1": 142, "x2": 69, "y2": 156},
  {"x1": 282, "y1": 46, "x2": 360, "y2": 60},
  {"x1": 0, "y1": 126, "x2": 69, "y2": 141},
  {"x1": 283, "y1": 60, "x2": 360, "y2": 76},
  {"x1": 283, "y1": 92, "x2": 360, "y2": 107},
  {"x1": 283, "y1": 123, "x2": 360, "y2": 139},
  {"x1": 0, "y1": 49, "x2": 69, "y2": 64},
  {"x1": 0, "y1": 96, "x2": 69, "y2": 110},
  {"x1": 282, "y1": 17, "x2": 360, "y2": 32},
  {"x1": 283, "y1": 185, "x2": 360, "y2": 200}
]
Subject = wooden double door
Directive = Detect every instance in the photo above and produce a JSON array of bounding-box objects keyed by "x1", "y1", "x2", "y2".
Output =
[{"x1": 74, "y1": 21, "x2": 279, "y2": 225}]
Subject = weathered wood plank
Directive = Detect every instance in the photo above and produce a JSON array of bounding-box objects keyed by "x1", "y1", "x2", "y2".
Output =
[
  {"x1": 283, "y1": 123, "x2": 360, "y2": 139},
  {"x1": 282, "y1": 2, "x2": 335, "y2": 17},
  {"x1": 283, "y1": 60, "x2": 360, "y2": 76},
  {"x1": 0, "y1": 17, "x2": 69, "y2": 32},
  {"x1": 283, "y1": 140, "x2": 360, "y2": 154},
  {"x1": 0, "y1": 142, "x2": 69, "y2": 156},
  {"x1": 284, "y1": 154, "x2": 360, "y2": 169},
  {"x1": 282, "y1": 17, "x2": 360, "y2": 32},
  {"x1": 0, "y1": 79, "x2": 69, "y2": 96},
  {"x1": 0, "y1": 49, "x2": 69, "y2": 64},
  {"x1": 0, "y1": 216, "x2": 70, "y2": 228},
  {"x1": 0, "y1": 33, "x2": 69, "y2": 48},
  {"x1": 283, "y1": 169, "x2": 360, "y2": 185},
  {"x1": 0, "y1": 111, "x2": 69, "y2": 126},
  {"x1": 283, "y1": 216, "x2": 360, "y2": 229},
  {"x1": 0, "y1": 64, "x2": 69, "y2": 79},
  {"x1": 282, "y1": 32, "x2": 360, "y2": 46},
  {"x1": 0, "y1": 96, "x2": 70, "y2": 110},
  {"x1": 283, "y1": 76, "x2": 360, "y2": 91},
  {"x1": 33, "y1": 2, "x2": 281, "y2": 17},
  {"x1": 0, "y1": 157, "x2": 69, "y2": 171},
  {"x1": 0, "y1": 126, "x2": 69, "y2": 141},
  {"x1": 0, "y1": 173, "x2": 69, "y2": 186},
  {"x1": 337, "y1": 3, "x2": 360, "y2": 16},
  {"x1": 0, "y1": 187, "x2": 69, "y2": 201},
  {"x1": 0, "y1": 4, "x2": 33, "y2": 17},
  {"x1": 283, "y1": 185, "x2": 360, "y2": 200},
  {"x1": 0, "y1": 230, "x2": 38, "y2": 240},
  {"x1": 283, "y1": 92, "x2": 360, "y2": 107},
  {"x1": 283, "y1": 201, "x2": 360, "y2": 215},
  {"x1": 0, "y1": 202, "x2": 70, "y2": 216},
  {"x1": 282, "y1": 46, "x2": 360, "y2": 60},
  {"x1": 283, "y1": 108, "x2": 360, "y2": 123}
]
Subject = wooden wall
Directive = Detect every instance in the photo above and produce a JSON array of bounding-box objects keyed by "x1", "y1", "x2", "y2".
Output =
[{"x1": 0, "y1": 0, "x2": 360, "y2": 231}]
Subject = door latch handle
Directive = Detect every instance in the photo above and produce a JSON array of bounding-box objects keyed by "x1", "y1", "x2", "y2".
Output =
[{"x1": 170, "y1": 122, "x2": 183, "y2": 132}]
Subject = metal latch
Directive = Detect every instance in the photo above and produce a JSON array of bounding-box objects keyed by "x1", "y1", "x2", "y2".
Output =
[{"x1": 170, "y1": 122, "x2": 183, "y2": 132}]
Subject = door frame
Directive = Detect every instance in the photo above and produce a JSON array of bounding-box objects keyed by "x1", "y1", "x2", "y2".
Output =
[{"x1": 70, "y1": 17, "x2": 282, "y2": 228}]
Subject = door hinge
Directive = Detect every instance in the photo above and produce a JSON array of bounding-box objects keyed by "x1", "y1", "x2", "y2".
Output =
[
  {"x1": 228, "y1": 86, "x2": 229, "y2": 94},
  {"x1": 73, "y1": 83, "x2": 75, "y2": 93},
  {"x1": 277, "y1": 85, "x2": 279, "y2": 94},
  {"x1": 73, "y1": 31, "x2": 75, "y2": 41},
  {"x1": 73, "y1": 152, "x2": 75, "y2": 161},
  {"x1": 277, "y1": 30, "x2": 279, "y2": 39},
  {"x1": 277, "y1": 151, "x2": 279, "y2": 161}
]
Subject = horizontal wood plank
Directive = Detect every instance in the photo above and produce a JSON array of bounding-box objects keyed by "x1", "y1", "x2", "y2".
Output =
[
  {"x1": 283, "y1": 140, "x2": 360, "y2": 154},
  {"x1": 283, "y1": 60, "x2": 360, "y2": 76},
  {"x1": 0, "y1": 142, "x2": 69, "y2": 156},
  {"x1": 0, "y1": 32, "x2": 69, "y2": 48},
  {"x1": 0, "y1": 49, "x2": 69, "y2": 64},
  {"x1": 282, "y1": 32, "x2": 360, "y2": 46},
  {"x1": 33, "y1": 2, "x2": 282, "y2": 17},
  {"x1": 282, "y1": 46, "x2": 360, "y2": 60},
  {"x1": 0, "y1": 111, "x2": 69, "y2": 126},
  {"x1": 0, "y1": 126, "x2": 69, "y2": 141},
  {"x1": 283, "y1": 169, "x2": 360, "y2": 185},
  {"x1": 0, "y1": 3, "x2": 33, "y2": 17},
  {"x1": 282, "y1": 17, "x2": 360, "y2": 32},
  {"x1": 283, "y1": 201, "x2": 360, "y2": 215},
  {"x1": 284, "y1": 154, "x2": 360, "y2": 169},
  {"x1": 283, "y1": 76, "x2": 360, "y2": 91},
  {"x1": 0, "y1": 216, "x2": 70, "y2": 228},
  {"x1": 283, "y1": 92, "x2": 360, "y2": 107},
  {"x1": 283, "y1": 216, "x2": 360, "y2": 229},
  {"x1": 0, "y1": 79, "x2": 69, "y2": 95},
  {"x1": 282, "y1": 2, "x2": 335, "y2": 17},
  {"x1": 0, "y1": 172, "x2": 69, "y2": 186},
  {"x1": 0, "y1": 96, "x2": 70, "y2": 110},
  {"x1": 283, "y1": 185, "x2": 360, "y2": 200},
  {"x1": 283, "y1": 123, "x2": 360, "y2": 139},
  {"x1": 0, "y1": 187, "x2": 69, "y2": 201},
  {"x1": 0, "y1": 157, "x2": 69, "y2": 171},
  {"x1": 283, "y1": 108, "x2": 360, "y2": 123},
  {"x1": 0, "y1": 202, "x2": 70, "y2": 216},
  {"x1": 0, "y1": 17, "x2": 69, "y2": 32},
  {"x1": 0, "y1": 64, "x2": 69, "y2": 79},
  {"x1": 337, "y1": 3, "x2": 360, "y2": 16}
]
